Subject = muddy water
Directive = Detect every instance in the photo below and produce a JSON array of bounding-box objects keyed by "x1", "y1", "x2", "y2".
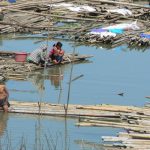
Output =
[{"x1": 0, "y1": 35, "x2": 150, "y2": 149}]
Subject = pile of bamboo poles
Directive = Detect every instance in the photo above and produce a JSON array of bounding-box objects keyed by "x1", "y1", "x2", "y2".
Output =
[
  {"x1": 0, "y1": 0, "x2": 149, "y2": 48},
  {"x1": 75, "y1": 103, "x2": 150, "y2": 149}
]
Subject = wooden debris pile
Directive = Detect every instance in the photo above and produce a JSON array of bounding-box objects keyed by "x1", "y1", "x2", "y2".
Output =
[
  {"x1": 0, "y1": 50, "x2": 92, "y2": 80},
  {"x1": 128, "y1": 35, "x2": 150, "y2": 47},
  {"x1": 0, "y1": 0, "x2": 149, "y2": 48},
  {"x1": 0, "y1": 54, "x2": 40, "y2": 80},
  {"x1": 75, "y1": 103, "x2": 150, "y2": 149}
]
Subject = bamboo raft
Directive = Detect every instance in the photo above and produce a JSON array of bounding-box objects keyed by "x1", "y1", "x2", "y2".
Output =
[
  {"x1": 0, "y1": 0, "x2": 150, "y2": 48},
  {"x1": 0, "y1": 50, "x2": 93, "y2": 81},
  {"x1": 6, "y1": 101, "x2": 150, "y2": 149},
  {"x1": 8, "y1": 101, "x2": 143, "y2": 118}
]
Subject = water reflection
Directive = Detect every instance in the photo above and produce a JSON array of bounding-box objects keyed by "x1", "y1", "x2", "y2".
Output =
[
  {"x1": 48, "y1": 67, "x2": 64, "y2": 103},
  {"x1": 35, "y1": 116, "x2": 42, "y2": 150},
  {"x1": 27, "y1": 66, "x2": 64, "y2": 92},
  {"x1": 27, "y1": 73, "x2": 45, "y2": 94},
  {"x1": 64, "y1": 118, "x2": 69, "y2": 150},
  {"x1": 49, "y1": 68, "x2": 63, "y2": 89},
  {"x1": 0, "y1": 36, "x2": 3, "y2": 46},
  {"x1": 50, "y1": 74, "x2": 63, "y2": 88},
  {"x1": 26, "y1": 60, "x2": 90, "y2": 93},
  {"x1": 0, "y1": 112, "x2": 8, "y2": 137},
  {"x1": 26, "y1": 66, "x2": 64, "y2": 104},
  {"x1": 33, "y1": 116, "x2": 70, "y2": 150}
]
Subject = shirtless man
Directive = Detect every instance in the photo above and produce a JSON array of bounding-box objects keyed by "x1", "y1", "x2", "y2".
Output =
[{"x1": 0, "y1": 81, "x2": 10, "y2": 112}]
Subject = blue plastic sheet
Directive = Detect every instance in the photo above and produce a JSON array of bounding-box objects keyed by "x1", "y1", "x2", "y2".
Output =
[
  {"x1": 90, "y1": 28, "x2": 107, "y2": 33},
  {"x1": 140, "y1": 33, "x2": 150, "y2": 39},
  {"x1": 108, "y1": 29, "x2": 124, "y2": 34},
  {"x1": 8, "y1": 0, "x2": 16, "y2": 3},
  {"x1": 90, "y1": 28, "x2": 124, "y2": 34}
]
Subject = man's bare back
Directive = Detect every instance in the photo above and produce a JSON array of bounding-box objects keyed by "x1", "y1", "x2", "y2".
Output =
[{"x1": 0, "y1": 84, "x2": 9, "y2": 112}]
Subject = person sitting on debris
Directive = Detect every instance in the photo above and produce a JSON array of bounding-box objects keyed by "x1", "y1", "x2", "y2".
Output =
[
  {"x1": 0, "y1": 81, "x2": 10, "y2": 112},
  {"x1": 48, "y1": 42, "x2": 64, "y2": 64},
  {"x1": 27, "y1": 44, "x2": 48, "y2": 66}
]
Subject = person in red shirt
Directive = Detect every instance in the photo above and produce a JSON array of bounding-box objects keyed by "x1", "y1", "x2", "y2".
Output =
[{"x1": 49, "y1": 42, "x2": 64, "y2": 64}]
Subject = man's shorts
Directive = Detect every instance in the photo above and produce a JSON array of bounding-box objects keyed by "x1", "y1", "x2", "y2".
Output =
[{"x1": 0, "y1": 98, "x2": 10, "y2": 107}]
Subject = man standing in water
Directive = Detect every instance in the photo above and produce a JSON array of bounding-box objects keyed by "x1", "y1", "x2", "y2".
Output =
[{"x1": 0, "y1": 81, "x2": 10, "y2": 112}]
